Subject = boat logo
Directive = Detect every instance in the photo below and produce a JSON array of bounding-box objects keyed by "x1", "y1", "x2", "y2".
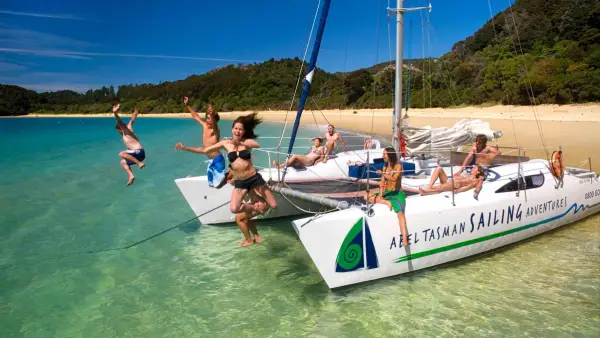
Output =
[{"x1": 335, "y1": 217, "x2": 379, "y2": 272}]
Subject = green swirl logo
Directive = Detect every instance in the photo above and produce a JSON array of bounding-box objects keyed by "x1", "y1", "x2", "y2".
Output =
[{"x1": 338, "y1": 243, "x2": 362, "y2": 270}]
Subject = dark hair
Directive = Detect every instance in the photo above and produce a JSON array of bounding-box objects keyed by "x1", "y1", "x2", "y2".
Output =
[
  {"x1": 233, "y1": 112, "x2": 262, "y2": 139},
  {"x1": 474, "y1": 165, "x2": 485, "y2": 178},
  {"x1": 384, "y1": 147, "x2": 399, "y2": 167},
  {"x1": 313, "y1": 137, "x2": 324, "y2": 144},
  {"x1": 475, "y1": 135, "x2": 487, "y2": 151},
  {"x1": 207, "y1": 112, "x2": 221, "y2": 122}
]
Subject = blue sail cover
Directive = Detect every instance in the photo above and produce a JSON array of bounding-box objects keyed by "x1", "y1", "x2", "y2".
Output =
[{"x1": 286, "y1": 0, "x2": 333, "y2": 156}]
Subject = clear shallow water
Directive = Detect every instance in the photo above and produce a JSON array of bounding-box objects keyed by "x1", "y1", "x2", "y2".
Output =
[{"x1": 0, "y1": 117, "x2": 598, "y2": 337}]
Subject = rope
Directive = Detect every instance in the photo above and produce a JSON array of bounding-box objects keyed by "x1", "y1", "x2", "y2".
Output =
[
  {"x1": 276, "y1": 0, "x2": 322, "y2": 159},
  {"x1": 19, "y1": 200, "x2": 232, "y2": 261},
  {"x1": 502, "y1": 0, "x2": 549, "y2": 158},
  {"x1": 485, "y1": 0, "x2": 520, "y2": 149}
]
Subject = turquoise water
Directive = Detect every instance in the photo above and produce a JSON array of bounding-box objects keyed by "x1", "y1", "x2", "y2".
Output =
[{"x1": 1, "y1": 117, "x2": 598, "y2": 337}]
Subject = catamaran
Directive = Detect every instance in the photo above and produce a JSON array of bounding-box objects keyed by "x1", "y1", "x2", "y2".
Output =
[{"x1": 175, "y1": 0, "x2": 599, "y2": 289}]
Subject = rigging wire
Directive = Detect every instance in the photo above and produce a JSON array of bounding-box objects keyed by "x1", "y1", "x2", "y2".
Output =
[
  {"x1": 276, "y1": 0, "x2": 322, "y2": 168},
  {"x1": 503, "y1": 0, "x2": 549, "y2": 157},
  {"x1": 486, "y1": 0, "x2": 520, "y2": 149}
]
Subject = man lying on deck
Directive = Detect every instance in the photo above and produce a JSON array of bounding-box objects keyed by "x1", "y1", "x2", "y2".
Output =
[
  {"x1": 178, "y1": 97, "x2": 224, "y2": 188},
  {"x1": 419, "y1": 165, "x2": 485, "y2": 200},
  {"x1": 456, "y1": 134, "x2": 500, "y2": 177},
  {"x1": 272, "y1": 137, "x2": 325, "y2": 169}
]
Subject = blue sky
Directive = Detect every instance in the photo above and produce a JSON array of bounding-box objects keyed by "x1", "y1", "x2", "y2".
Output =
[{"x1": 0, "y1": 0, "x2": 509, "y2": 92}]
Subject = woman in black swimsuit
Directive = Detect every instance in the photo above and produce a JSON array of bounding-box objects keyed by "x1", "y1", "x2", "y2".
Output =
[{"x1": 175, "y1": 113, "x2": 278, "y2": 246}]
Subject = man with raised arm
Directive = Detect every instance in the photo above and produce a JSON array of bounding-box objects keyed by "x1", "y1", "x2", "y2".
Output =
[
  {"x1": 178, "y1": 97, "x2": 225, "y2": 187},
  {"x1": 321, "y1": 124, "x2": 347, "y2": 163},
  {"x1": 113, "y1": 104, "x2": 145, "y2": 186}
]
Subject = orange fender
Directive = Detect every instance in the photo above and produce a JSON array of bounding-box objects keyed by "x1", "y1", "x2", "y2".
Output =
[{"x1": 550, "y1": 150, "x2": 565, "y2": 178}]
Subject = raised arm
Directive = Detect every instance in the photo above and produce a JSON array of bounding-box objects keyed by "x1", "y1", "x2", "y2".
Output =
[
  {"x1": 112, "y1": 104, "x2": 126, "y2": 127},
  {"x1": 175, "y1": 140, "x2": 225, "y2": 154},
  {"x1": 183, "y1": 97, "x2": 206, "y2": 127},
  {"x1": 127, "y1": 108, "x2": 138, "y2": 130}
]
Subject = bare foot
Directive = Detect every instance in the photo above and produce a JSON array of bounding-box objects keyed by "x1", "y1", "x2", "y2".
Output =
[
  {"x1": 240, "y1": 239, "x2": 253, "y2": 247},
  {"x1": 253, "y1": 235, "x2": 262, "y2": 243},
  {"x1": 418, "y1": 188, "x2": 425, "y2": 196},
  {"x1": 138, "y1": 162, "x2": 145, "y2": 169},
  {"x1": 126, "y1": 176, "x2": 135, "y2": 186},
  {"x1": 272, "y1": 160, "x2": 278, "y2": 168}
]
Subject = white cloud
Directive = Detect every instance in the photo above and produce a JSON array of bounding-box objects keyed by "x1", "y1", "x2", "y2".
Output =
[
  {"x1": 0, "y1": 61, "x2": 27, "y2": 71},
  {"x1": 0, "y1": 10, "x2": 87, "y2": 21},
  {"x1": 0, "y1": 47, "x2": 259, "y2": 63},
  {"x1": 0, "y1": 28, "x2": 94, "y2": 49}
]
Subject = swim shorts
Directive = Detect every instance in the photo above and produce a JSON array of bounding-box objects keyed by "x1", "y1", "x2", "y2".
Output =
[
  {"x1": 125, "y1": 149, "x2": 145, "y2": 166},
  {"x1": 374, "y1": 189, "x2": 406, "y2": 213},
  {"x1": 234, "y1": 172, "x2": 266, "y2": 191},
  {"x1": 207, "y1": 153, "x2": 226, "y2": 188}
]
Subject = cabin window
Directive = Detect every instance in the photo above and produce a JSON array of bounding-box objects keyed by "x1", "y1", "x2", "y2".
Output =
[{"x1": 495, "y1": 173, "x2": 545, "y2": 193}]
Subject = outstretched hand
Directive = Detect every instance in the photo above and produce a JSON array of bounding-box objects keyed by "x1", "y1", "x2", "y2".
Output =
[
  {"x1": 183, "y1": 97, "x2": 189, "y2": 105},
  {"x1": 112, "y1": 104, "x2": 120, "y2": 113},
  {"x1": 175, "y1": 142, "x2": 184, "y2": 150},
  {"x1": 132, "y1": 108, "x2": 138, "y2": 117}
]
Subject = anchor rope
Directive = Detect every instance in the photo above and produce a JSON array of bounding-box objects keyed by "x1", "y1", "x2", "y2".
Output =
[{"x1": 18, "y1": 200, "x2": 232, "y2": 262}]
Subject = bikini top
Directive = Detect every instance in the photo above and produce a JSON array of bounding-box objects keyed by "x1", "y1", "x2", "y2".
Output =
[{"x1": 228, "y1": 149, "x2": 251, "y2": 163}]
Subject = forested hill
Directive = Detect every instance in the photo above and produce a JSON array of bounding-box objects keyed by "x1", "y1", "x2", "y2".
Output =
[{"x1": 1, "y1": 0, "x2": 599, "y2": 116}]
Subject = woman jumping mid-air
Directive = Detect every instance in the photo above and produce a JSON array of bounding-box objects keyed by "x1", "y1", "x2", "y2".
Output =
[{"x1": 175, "y1": 112, "x2": 278, "y2": 246}]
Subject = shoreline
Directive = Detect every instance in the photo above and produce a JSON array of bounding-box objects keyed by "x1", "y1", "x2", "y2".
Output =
[
  {"x1": 2, "y1": 103, "x2": 599, "y2": 123},
  {"x1": 2, "y1": 104, "x2": 598, "y2": 171}
]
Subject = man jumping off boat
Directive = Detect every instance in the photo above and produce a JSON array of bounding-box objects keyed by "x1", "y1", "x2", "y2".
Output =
[
  {"x1": 320, "y1": 124, "x2": 347, "y2": 163},
  {"x1": 419, "y1": 165, "x2": 485, "y2": 199},
  {"x1": 177, "y1": 97, "x2": 224, "y2": 188},
  {"x1": 364, "y1": 147, "x2": 409, "y2": 247},
  {"x1": 113, "y1": 104, "x2": 145, "y2": 186}
]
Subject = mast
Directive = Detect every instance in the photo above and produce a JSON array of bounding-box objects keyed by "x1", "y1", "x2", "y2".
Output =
[
  {"x1": 285, "y1": 0, "x2": 332, "y2": 158},
  {"x1": 389, "y1": 1, "x2": 432, "y2": 150}
]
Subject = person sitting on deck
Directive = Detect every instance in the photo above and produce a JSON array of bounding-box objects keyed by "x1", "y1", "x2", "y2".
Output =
[
  {"x1": 321, "y1": 124, "x2": 347, "y2": 163},
  {"x1": 419, "y1": 165, "x2": 485, "y2": 199},
  {"x1": 364, "y1": 147, "x2": 409, "y2": 247},
  {"x1": 456, "y1": 134, "x2": 500, "y2": 177},
  {"x1": 272, "y1": 137, "x2": 326, "y2": 169}
]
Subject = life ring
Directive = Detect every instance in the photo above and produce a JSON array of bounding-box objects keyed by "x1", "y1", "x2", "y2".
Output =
[{"x1": 550, "y1": 150, "x2": 565, "y2": 178}]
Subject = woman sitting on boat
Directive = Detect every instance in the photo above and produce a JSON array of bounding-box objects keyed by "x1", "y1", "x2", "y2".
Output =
[
  {"x1": 364, "y1": 147, "x2": 409, "y2": 247},
  {"x1": 272, "y1": 137, "x2": 326, "y2": 169},
  {"x1": 419, "y1": 165, "x2": 485, "y2": 199},
  {"x1": 175, "y1": 112, "x2": 278, "y2": 219}
]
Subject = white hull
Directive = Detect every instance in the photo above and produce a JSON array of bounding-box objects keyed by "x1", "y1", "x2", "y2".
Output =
[
  {"x1": 174, "y1": 149, "x2": 441, "y2": 225},
  {"x1": 292, "y1": 160, "x2": 600, "y2": 289}
]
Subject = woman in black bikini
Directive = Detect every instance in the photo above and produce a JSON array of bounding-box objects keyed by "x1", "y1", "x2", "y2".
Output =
[{"x1": 175, "y1": 112, "x2": 278, "y2": 246}]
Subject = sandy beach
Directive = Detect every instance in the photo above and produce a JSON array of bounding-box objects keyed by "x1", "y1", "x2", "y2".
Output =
[{"x1": 9, "y1": 103, "x2": 600, "y2": 170}]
